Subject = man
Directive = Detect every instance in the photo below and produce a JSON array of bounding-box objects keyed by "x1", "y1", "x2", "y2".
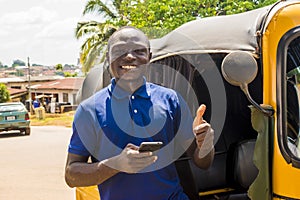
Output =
[
  {"x1": 65, "y1": 26, "x2": 215, "y2": 200},
  {"x1": 33, "y1": 98, "x2": 40, "y2": 108}
]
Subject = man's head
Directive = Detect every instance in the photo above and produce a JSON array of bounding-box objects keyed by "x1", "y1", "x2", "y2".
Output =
[{"x1": 106, "y1": 26, "x2": 152, "y2": 82}]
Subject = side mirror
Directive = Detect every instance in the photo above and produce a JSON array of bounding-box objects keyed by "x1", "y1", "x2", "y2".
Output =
[
  {"x1": 221, "y1": 51, "x2": 257, "y2": 88},
  {"x1": 221, "y1": 51, "x2": 274, "y2": 116}
]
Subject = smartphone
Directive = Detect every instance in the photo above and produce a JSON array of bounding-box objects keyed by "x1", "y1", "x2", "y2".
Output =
[{"x1": 138, "y1": 141, "x2": 163, "y2": 152}]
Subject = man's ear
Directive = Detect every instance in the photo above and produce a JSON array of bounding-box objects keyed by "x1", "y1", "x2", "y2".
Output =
[
  {"x1": 106, "y1": 51, "x2": 110, "y2": 64},
  {"x1": 149, "y1": 51, "x2": 152, "y2": 61}
]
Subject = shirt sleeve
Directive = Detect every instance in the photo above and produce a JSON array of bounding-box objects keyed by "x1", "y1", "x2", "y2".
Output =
[{"x1": 68, "y1": 121, "x2": 91, "y2": 157}]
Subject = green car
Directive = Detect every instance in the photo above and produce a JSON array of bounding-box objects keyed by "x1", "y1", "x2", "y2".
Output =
[{"x1": 0, "y1": 102, "x2": 30, "y2": 135}]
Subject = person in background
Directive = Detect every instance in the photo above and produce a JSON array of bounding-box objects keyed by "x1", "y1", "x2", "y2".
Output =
[{"x1": 32, "y1": 98, "x2": 40, "y2": 108}]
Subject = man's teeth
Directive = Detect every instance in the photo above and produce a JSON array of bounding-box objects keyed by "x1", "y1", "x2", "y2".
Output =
[{"x1": 121, "y1": 65, "x2": 136, "y2": 69}]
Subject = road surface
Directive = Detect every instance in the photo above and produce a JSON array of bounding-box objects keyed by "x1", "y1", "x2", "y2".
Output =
[{"x1": 0, "y1": 126, "x2": 76, "y2": 200}]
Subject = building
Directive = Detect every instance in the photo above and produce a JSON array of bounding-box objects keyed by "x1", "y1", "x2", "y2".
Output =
[
  {"x1": 30, "y1": 77, "x2": 84, "y2": 105},
  {"x1": 0, "y1": 76, "x2": 84, "y2": 113}
]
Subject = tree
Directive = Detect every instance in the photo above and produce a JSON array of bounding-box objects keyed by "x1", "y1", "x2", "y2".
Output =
[
  {"x1": 12, "y1": 59, "x2": 26, "y2": 67},
  {"x1": 55, "y1": 64, "x2": 63, "y2": 71},
  {"x1": 32, "y1": 63, "x2": 42, "y2": 66},
  {"x1": 76, "y1": 0, "x2": 127, "y2": 73},
  {"x1": 124, "y1": 0, "x2": 277, "y2": 37},
  {"x1": 120, "y1": 0, "x2": 199, "y2": 38},
  {"x1": 0, "y1": 84, "x2": 10, "y2": 103},
  {"x1": 0, "y1": 63, "x2": 8, "y2": 68},
  {"x1": 77, "y1": 0, "x2": 277, "y2": 72},
  {"x1": 64, "y1": 72, "x2": 78, "y2": 77}
]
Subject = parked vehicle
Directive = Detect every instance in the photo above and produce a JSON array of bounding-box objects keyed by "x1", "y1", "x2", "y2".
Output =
[
  {"x1": 55, "y1": 102, "x2": 71, "y2": 113},
  {"x1": 0, "y1": 102, "x2": 30, "y2": 135},
  {"x1": 75, "y1": 0, "x2": 300, "y2": 199}
]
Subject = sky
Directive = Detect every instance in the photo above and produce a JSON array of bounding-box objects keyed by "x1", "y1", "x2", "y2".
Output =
[{"x1": 0, "y1": 0, "x2": 99, "y2": 66}]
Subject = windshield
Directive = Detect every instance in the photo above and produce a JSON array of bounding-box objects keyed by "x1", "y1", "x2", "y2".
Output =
[
  {"x1": 286, "y1": 36, "x2": 300, "y2": 158},
  {"x1": 0, "y1": 104, "x2": 25, "y2": 112}
]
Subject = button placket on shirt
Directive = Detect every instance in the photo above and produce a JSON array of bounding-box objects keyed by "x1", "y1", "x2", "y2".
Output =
[
  {"x1": 131, "y1": 95, "x2": 138, "y2": 114},
  {"x1": 130, "y1": 95, "x2": 146, "y2": 127}
]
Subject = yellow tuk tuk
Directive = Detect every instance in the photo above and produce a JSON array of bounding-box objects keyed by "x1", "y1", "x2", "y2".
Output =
[{"x1": 75, "y1": 0, "x2": 300, "y2": 199}]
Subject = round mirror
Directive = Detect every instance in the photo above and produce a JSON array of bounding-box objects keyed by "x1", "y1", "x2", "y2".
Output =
[{"x1": 221, "y1": 51, "x2": 258, "y2": 87}]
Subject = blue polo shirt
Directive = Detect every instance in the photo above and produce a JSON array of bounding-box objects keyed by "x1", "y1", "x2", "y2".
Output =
[{"x1": 68, "y1": 78, "x2": 194, "y2": 200}]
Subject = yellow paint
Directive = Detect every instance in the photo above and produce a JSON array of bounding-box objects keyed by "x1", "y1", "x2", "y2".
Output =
[
  {"x1": 199, "y1": 188, "x2": 235, "y2": 196},
  {"x1": 76, "y1": 186, "x2": 100, "y2": 200},
  {"x1": 262, "y1": 2, "x2": 300, "y2": 199}
]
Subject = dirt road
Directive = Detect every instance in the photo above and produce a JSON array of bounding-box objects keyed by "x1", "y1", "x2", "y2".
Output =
[{"x1": 0, "y1": 126, "x2": 75, "y2": 200}]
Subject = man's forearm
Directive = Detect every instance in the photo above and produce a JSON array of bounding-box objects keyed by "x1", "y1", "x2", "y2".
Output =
[
  {"x1": 65, "y1": 160, "x2": 119, "y2": 187},
  {"x1": 192, "y1": 147, "x2": 215, "y2": 169}
]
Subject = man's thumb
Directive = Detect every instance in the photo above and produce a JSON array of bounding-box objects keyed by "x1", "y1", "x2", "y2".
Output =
[{"x1": 193, "y1": 104, "x2": 206, "y2": 128}]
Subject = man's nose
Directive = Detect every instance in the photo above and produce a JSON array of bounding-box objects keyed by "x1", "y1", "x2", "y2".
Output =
[{"x1": 124, "y1": 52, "x2": 136, "y2": 61}]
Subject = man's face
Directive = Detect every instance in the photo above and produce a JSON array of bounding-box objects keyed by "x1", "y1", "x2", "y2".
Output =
[{"x1": 107, "y1": 28, "x2": 151, "y2": 81}]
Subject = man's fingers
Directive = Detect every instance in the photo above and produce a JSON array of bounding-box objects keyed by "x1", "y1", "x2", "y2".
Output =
[
  {"x1": 130, "y1": 152, "x2": 153, "y2": 159},
  {"x1": 126, "y1": 143, "x2": 139, "y2": 150},
  {"x1": 193, "y1": 123, "x2": 210, "y2": 134},
  {"x1": 132, "y1": 156, "x2": 158, "y2": 165},
  {"x1": 195, "y1": 127, "x2": 215, "y2": 149},
  {"x1": 126, "y1": 156, "x2": 158, "y2": 173}
]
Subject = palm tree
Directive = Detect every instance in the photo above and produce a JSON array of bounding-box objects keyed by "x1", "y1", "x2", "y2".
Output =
[{"x1": 76, "y1": 0, "x2": 127, "y2": 73}]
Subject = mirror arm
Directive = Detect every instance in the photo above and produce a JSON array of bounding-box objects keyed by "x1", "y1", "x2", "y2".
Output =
[{"x1": 240, "y1": 83, "x2": 274, "y2": 117}]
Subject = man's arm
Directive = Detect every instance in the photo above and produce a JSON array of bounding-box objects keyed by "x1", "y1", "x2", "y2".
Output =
[
  {"x1": 186, "y1": 135, "x2": 215, "y2": 169},
  {"x1": 188, "y1": 104, "x2": 215, "y2": 169},
  {"x1": 65, "y1": 143, "x2": 157, "y2": 187},
  {"x1": 65, "y1": 153, "x2": 119, "y2": 187}
]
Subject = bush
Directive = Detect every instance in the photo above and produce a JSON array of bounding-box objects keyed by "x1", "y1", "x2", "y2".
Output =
[{"x1": 0, "y1": 84, "x2": 10, "y2": 103}]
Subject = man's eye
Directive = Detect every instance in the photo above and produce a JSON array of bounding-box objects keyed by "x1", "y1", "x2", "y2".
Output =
[
  {"x1": 134, "y1": 49, "x2": 146, "y2": 54},
  {"x1": 113, "y1": 50, "x2": 125, "y2": 57}
]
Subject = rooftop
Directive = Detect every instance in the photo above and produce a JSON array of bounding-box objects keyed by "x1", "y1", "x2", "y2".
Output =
[{"x1": 30, "y1": 77, "x2": 84, "y2": 90}]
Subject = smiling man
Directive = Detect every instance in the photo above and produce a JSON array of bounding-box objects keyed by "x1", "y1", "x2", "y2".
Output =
[
  {"x1": 65, "y1": 26, "x2": 215, "y2": 200},
  {"x1": 107, "y1": 26, "x2": 151, "y2": 90}
]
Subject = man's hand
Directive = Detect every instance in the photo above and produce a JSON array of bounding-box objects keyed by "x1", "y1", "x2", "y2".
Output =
[
  {"x1": 102, "y1": 143, "x2": 158, "y2": 173},
  {"x1": 193, "y1": 104, "x2": 214, "y2": 158}
]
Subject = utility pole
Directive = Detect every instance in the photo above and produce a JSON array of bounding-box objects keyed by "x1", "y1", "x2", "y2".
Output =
[{"x1": 27, "y1": 57, "x2": 32, "y2": 114}]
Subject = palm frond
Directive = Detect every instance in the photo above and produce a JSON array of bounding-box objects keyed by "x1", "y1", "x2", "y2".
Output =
[
  {"x1": 79, "y1": 24, "x2": 117, "y2": 72},
  {"x1": 112, "y1": 0, "x2": 122, "y2": 11},
  {"x1": 83, "y1": 0, "x2": 117, "y2": 19},
  {"x1": 75, "y1": 21, "x2": 103, "y2": 39},
  {"x1": 83, "y1": 42, "x2": 105, "y2": 72}
]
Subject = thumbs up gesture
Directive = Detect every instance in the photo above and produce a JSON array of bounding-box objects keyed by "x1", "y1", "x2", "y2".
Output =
[{"x1": 193, "y1": 104, "x2": 214, "y2": 158}]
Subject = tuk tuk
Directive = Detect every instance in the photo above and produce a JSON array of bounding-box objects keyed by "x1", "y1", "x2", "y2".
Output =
[{"x1": 75, "y1": 0, "x2": 300, "y2": 199}]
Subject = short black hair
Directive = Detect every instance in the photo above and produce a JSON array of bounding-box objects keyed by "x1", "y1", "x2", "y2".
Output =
[{"x1": 107, "y1": 26, "x2": 150, "y2": 51}]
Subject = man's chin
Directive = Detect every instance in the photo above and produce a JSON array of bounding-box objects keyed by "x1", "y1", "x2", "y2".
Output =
[
  {"x1": 119, "y1": 71, "x2": 145, "y2": 81},
  {"x1": 118, "y1": 75, "x2": 143, "y2": 82}
]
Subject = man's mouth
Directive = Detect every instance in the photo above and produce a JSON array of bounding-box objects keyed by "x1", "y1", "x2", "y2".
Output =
[{"x1": 121, "y1": 65, "x2": 137, "y2": 69}]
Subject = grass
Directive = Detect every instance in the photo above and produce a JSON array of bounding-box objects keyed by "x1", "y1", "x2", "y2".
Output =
[{"x1": 30, "y1": 111, "x2": 75, "y2": 127}]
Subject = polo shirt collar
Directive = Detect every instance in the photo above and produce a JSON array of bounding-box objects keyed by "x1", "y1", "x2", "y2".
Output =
[{"x1": 108, "y1": 77, "x2": 150, "y2": 99}]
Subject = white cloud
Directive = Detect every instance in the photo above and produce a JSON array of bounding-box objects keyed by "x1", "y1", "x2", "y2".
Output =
[
  {"x1": 45, "y1": 0, "x2": 80, "y2": 3},
  {"x1": 36, "y1": 17, "x2": 78, "y2": 39},
  {"x1": 24, "y1": 17, "x2": 81, "y2": 65},
  {"x1": 0, "y1": 29, "x2": 9, "y2": 37},
  {"x1": 0, "y1": 7, "x2": 57, "y2": 26},
  {"x1": 0, "y1": 0, "x2": 86, "y2": 66}
]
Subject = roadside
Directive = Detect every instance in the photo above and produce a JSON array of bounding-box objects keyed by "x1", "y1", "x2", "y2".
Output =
[
  {"x1": 0, "y1": 126, "x2": 75, "y2": 200},
  {"x1": 30, "y1": 111, "x2": 74, "y2": 127}
]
